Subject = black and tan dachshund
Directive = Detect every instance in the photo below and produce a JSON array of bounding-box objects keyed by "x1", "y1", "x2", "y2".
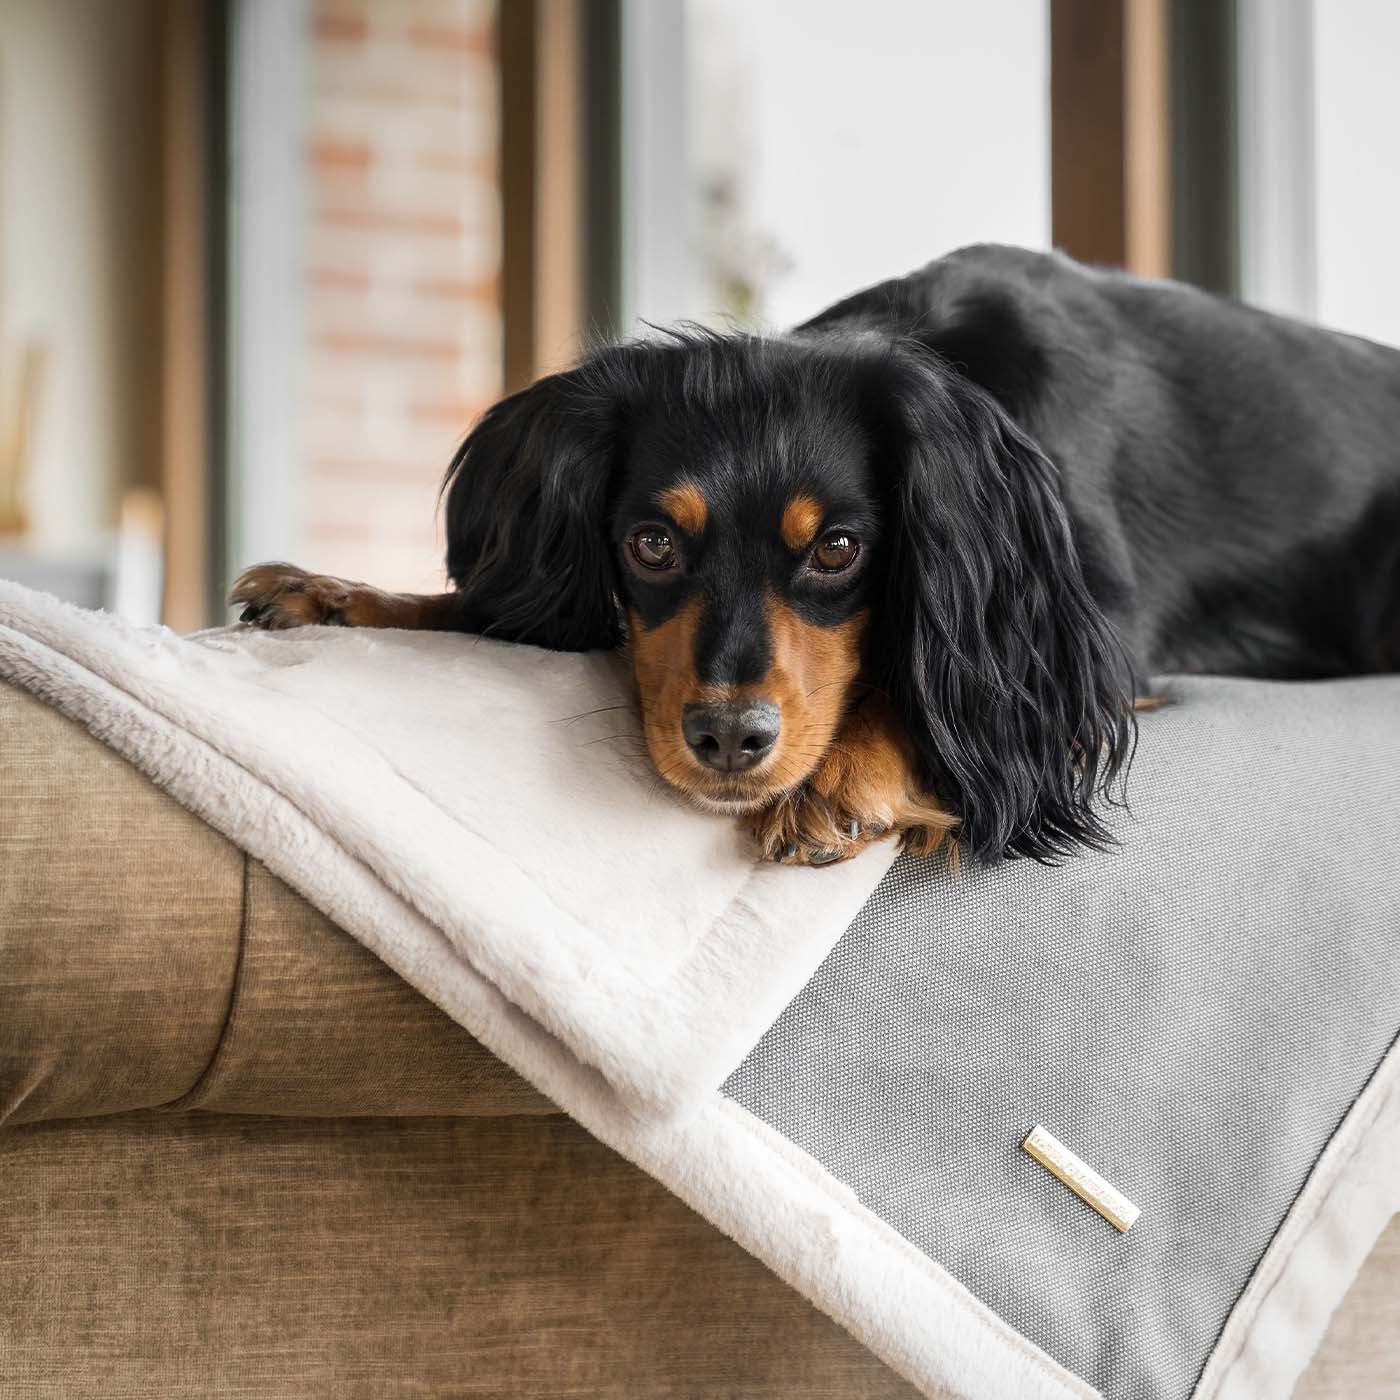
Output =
[{"x1": 232, "y1": 245, "x2": 1400, "y2": 866}]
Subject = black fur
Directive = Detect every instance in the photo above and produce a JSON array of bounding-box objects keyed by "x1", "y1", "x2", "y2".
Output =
[
  {"x1": 803, "y1": 244, "x2": 1400, "y2": 679},
  {"x1": 853, "y1": 349, "x2": 1134, "y2": 859},
  {"x1": 442, "y1": 365, "x2": 628, "y2": 650},
  {"x1": 442, "y1": 245, "x2": 1400, "y2": 861}
]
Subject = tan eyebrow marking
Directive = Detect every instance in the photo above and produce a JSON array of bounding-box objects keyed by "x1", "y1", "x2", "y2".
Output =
[
  {"x1": 656, "y1": 481, "x2": 707, "y2": 535},
  {"x1": 780, "y1": 494, "x2": 825, "y2": 551}
]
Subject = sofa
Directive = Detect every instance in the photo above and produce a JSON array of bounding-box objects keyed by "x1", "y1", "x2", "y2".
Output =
[{"x1": 2, "y1": 678, "x2": 1396, "y2": 1399}]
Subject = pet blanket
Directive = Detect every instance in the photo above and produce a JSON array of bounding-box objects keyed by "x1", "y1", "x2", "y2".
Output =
[{"x1": 1, "y1": 577, "x2": 1397, "y2": 1400}]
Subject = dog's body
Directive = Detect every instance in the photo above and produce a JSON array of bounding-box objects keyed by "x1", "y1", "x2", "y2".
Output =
[
  {"x1": 233, "y1": 246, "x2": 1400, "y2": 864},
  {"x1": 809, "y1": 244, "x2": 1400, "y2": 682}
]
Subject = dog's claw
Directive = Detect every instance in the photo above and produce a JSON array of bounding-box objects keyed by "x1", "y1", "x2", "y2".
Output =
[
  {"x1": 846, "y1": 819, "x2": 860, "y2": 840},
  {"x1": 239, "y1": 604, "x2": 265, "y2": 623},
  {"x1": 809, "y1": 848, "x2": 842, "y2": 866},
  {"x1": 774, "y1": 842, "x2": 798, "y2": 863}
]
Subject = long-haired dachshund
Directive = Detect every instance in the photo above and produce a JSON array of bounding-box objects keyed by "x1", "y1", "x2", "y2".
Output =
[{"x1": 232, "y1": 245, "x2": 1400, "y2": 866}]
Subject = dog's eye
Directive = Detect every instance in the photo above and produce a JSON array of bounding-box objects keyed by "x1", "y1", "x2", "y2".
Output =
[
  {"x1": 629, "y1": 527, "x2": 676, "y2": 570},
  {"x1": 811, "y1": 532, "x2": 860, "y2": 573}
]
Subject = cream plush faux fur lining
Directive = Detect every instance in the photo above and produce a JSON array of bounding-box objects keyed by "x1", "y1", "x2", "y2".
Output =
[
  {"x1": 1195, "y1": 1032, "x2": 1400, "y2": 1399},
  {"x1": 0, "y1": 580, "x2": 901, "y2": 1118},
  {"x1": 0, "y1": 581, "x2": 1095, "y2": 1400}
]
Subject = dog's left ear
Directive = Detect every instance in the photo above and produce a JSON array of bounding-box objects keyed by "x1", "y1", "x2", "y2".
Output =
[
  {"x1": 864, "y1": 352, "x2": 1136, "y2": 861},
  {"x1": 441, "y1": 361, "x2": 630, "y2": 650}
]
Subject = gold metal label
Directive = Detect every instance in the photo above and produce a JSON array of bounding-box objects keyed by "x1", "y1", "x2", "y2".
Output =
[{"x1": 1022, "y1": 1124, "x2": 1141, "y2": 1233}]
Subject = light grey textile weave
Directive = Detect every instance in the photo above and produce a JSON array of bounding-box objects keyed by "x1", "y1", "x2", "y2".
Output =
[{"x1": 726, "y1": 676, "x2": 1400, "y2": 1400}]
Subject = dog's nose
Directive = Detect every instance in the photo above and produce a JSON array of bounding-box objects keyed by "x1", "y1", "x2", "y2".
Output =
[{"x1": 682, "y1": 701, "x2": 781, "y2": 772}]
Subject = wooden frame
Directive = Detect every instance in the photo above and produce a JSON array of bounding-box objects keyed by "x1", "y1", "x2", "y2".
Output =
[
  {"x1": 1051, "y1": 0, "x2": 1241, "y2": 292},
  {"x1": 500, "y1": 0, "x2": 621, "y2": 392},
  {"x1": 500, "y1": 0, "x2": 593, "y2": 392},
  {"x1": 159, "y1": 0, "x2": 213, "y2": 631},
  {"x1": 1051, "y1": 0, "x2": 1172, "y2": 278}
]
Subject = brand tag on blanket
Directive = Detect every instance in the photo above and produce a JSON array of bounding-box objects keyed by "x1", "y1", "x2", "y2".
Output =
[{"x1": 1022, "y1": 1124, "x2": 1140, "y2": 1233}]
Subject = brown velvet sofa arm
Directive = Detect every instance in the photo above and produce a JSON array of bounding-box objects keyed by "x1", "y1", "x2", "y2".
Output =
[{"x1": 0, "y1": 683, "x2": 553, "y2": 1124}]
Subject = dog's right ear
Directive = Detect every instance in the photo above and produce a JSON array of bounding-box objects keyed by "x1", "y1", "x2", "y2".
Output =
[{"x1": 442, "y1": 363, "x2": 629, "y2": 650}]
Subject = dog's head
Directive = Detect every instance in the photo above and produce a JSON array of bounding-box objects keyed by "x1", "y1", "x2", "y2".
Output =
[{"x1": 443, "y1": 330, "x2": 1134, "y2": 860}]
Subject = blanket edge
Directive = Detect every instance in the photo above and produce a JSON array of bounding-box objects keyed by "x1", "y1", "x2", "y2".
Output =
[{"x1": 1193, "y1": 1028, "x2": 1400, "y2": 1398}]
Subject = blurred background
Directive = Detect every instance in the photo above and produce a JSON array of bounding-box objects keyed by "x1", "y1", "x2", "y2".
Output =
[{"x1": 0, "y1": 0, "x2": 1396, "y2": 627}]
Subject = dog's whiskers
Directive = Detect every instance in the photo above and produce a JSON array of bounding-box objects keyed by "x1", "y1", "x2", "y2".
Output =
[{"x1": 554, "y1": 703, "x2": 634, "y2": 725}]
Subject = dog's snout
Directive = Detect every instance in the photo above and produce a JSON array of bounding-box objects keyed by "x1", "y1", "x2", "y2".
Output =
[{"x1": 682, "y1": 701, "x2": 781, "y2": 772}]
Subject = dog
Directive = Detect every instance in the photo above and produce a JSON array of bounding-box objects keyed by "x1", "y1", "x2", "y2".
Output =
[{"x1": 231, "y1": 244, "x2": 1400, "y2": 866}]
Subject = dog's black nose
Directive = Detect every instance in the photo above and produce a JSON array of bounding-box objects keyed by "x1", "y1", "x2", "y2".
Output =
[{"x1": 682, "y1": 701, "x2": 781, "y2": 772}]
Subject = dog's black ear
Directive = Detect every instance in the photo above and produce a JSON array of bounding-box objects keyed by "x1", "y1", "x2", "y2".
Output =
[
  {"x1": 441, "y1": 363, "x2": 628, "y2": 650},
  {"x1": 865, "y1": 351, "x2": 1136, "y2": 861}
]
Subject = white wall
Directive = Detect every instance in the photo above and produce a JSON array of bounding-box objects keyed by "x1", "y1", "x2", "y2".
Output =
[
  {"x1": 0, "y1": 0, "x2": 162, "y2": 556},
  {"x1": 624, "y1": 0, "x2": 1050, "y2": 332},
  {"x1": 1312, "y1": 0, "x2": 1400, "y2": 348}
]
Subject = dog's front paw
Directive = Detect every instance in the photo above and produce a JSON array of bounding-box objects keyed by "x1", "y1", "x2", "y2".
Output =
[
  {"x1": 745, "y1": 695, "x2": 958, "y2": 867},
  {"x1": 746, "y1": 787, "x2": 880, "y2": 867},
  {"x1": 229, "y1": 564, "x2": 357, "y2": 629}
]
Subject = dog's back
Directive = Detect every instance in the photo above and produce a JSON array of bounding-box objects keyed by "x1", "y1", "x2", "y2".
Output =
[{"x1": 801, "y1": 244, "x2": 1400, "y2": 678}]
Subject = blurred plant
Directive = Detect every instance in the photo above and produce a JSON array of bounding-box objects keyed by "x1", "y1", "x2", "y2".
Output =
[
  {"x1": 699, "y1": 172, "x2": 792, "y2": 325},
  {"x1": 689, "y1": 0, "x2": 792, "y2": 328}
]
